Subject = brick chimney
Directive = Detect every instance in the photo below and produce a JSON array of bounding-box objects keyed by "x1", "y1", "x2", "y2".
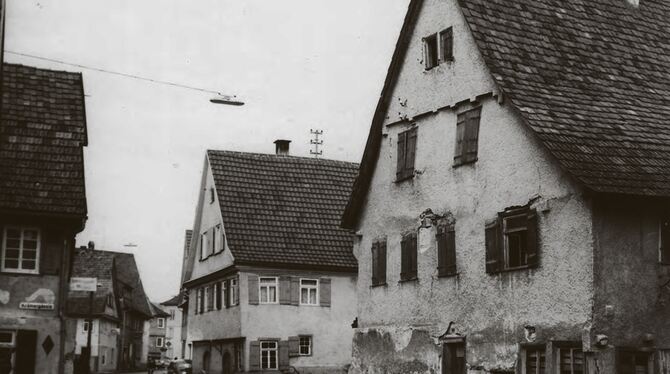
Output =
[{"x1": 274, "y1": 140, "x2": 291, "y2": 156}]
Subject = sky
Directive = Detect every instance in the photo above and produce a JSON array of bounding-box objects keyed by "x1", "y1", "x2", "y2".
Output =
[{"x1": 5, "y1": 0, "x2": 409, "y2": 302}]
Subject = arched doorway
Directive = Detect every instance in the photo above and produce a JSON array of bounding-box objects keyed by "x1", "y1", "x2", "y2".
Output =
[
  {"x1": 203, "y1": 351, "x2": 210, "y2": 372},
  {"x1": 222, "y1": 351, "x2": 233, "y2": 374}
]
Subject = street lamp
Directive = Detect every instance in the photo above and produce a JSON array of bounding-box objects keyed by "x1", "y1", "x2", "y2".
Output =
[{"x1": 209, "y1": 93, "x2": 244, "y2": 106}]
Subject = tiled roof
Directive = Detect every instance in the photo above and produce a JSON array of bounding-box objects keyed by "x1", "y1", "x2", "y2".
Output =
[
  {"x1": 160, "y1": 294, "x2": 180, "y2": 306},
  {"x1": 208, "y1": 150, "x2": 359, "y2": 271},
  {"x1": 149, "y1": 302, "x2": 169, "y2": 317},
  {"x1": 459, "y1": 0, "x2": 670, "y2": 196},
  {"x1": 67, "y1": 248, "x2": 152, "y2": 318},
  {"x1": 0, "y1": 63, "x2": 88, "y2": 217}
]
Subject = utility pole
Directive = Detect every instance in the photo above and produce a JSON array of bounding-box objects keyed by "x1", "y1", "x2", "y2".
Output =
[{"x1": 310, "y1": 129, "x2": 323, "y2": 158}]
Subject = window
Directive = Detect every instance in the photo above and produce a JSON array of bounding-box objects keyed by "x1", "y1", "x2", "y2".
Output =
[
  {"x1": 400, "y1": 232, "x2": 418, "y2": 281},
  {"x1": 170, "y1": 309, "x2": 175, "y2": 320},
  {"x1": 300, "y1": 279, "x2": 319, "y2": 305},
  {"x1": 442, "y1": 340, "x2": 466, "y2": 374},
  {"x1": 156, "y1": 337, "x2": 164, "y2": 348},
  {"x1": 440, "y1": 27, "x2": 454, "y2": 62},
  {"x1": 236, "y1": 343, "x2": 243, "y2": 370},
  {"x1": 230, "y1": 277, "x2": 239, "y2": 306},
  {"x1": 485, "y1": 206, "x2": 539, "y2": 273},
  {"x1": 1, "y1": 226, "x2": 40, "y2": 273},
  {"x1": 371, "y1": 240, "x2": 387, "y2": 286},
  {"x1": 157, "y1": 318, "x2": 165, "y2": 328},
  {"x1": 206, "y1": 286, "x2": 214, "y2": 311},
  {"x1": 259, "y1": 277, "x2": 278, "y2": 304},
  {"x1": 106, "y1": 294, "x2": 113, "y2": 308},
  {"x1": 423, "y1": 33, "x2": 438, "y2": 69},
  {"x1": 197, "y1": 287, "x2": 205, "y2": 314},
  {"x1": 524, "y1": 345, "x2": 546, "y2": 374},
  {"x1": 200, "y1": 232, "x2": 209, "y2": 260},
  {"x1": 396, "y1": 127, "x2": 417, "y2": 182},
  {"x1": 215, "y1": 282, "x2": 222, "y2": 310},
  {"x1": 214, "y1": 225, "x2": 224, "y2": 253},
  {"x1": 437, "y1": 224, "x2": 457, "y2": 277},
  {"x1": 454, "y1": 107, "x2": 481, "y2": 166},
  {"x1": 557, "y1": 346, "x2": 584, "y2": 374},
  {"x1": 299, "y1": 336, "x2": 312, "y2": 356},
  {"x1": 660, "y1": 214, "x2": 670, "y2": 264},
  {"x1": 618, "y1": 350, "x2": 650, "y2": 374},
  {"x1": 0, "y1": 331, "x2": 14, "y2": 346},
  {"x1": 209, "y1": 187, "x2": 215, "y2": 204},
  {"x1": 83, "y1": 321, "x2": 89, "y2": 332},
  {"x1": 260, "y1": 341, "x2": 278, "y2": 370}
]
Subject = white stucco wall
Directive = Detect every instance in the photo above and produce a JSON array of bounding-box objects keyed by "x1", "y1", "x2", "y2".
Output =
[{"x1": 351, "y1": 0, "x2": 595, "y2": 372}]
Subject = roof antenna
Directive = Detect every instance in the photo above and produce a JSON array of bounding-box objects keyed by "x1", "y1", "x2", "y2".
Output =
[{"x1": 310, "y1": 129, "x2": 323, "y2": 158}]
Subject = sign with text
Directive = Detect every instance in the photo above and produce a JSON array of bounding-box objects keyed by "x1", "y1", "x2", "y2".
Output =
[
  {"x1": 70, "y1": 277, "x2": 98, "y2": 292},
  {"x1": 19, "y1": 302, "x2": 54, "y2": 310}
]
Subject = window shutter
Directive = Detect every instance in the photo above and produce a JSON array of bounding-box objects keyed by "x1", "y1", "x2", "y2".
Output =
[
  {"x1": 485, "y1": 219, "x2": 501, "y2": 273},
  {"x1": 464, "y1": 108, "x2": 481, "y2": 163},
  {"x1": 396, "y1": 131, "x2": 407, "y2": 180},
  {"x1": 199, "y1": 288, "x2": 205, "y2": 312},
  {"x1": 279, "y1": 276, "x2": 291, "y2": 305},
  {"x1": 279, "y1": 341, "x2": 290, "y2": 371},
  {"x1": 248, "y1": 341, "x2": 260, "y2": 371},
  {"x1": 207, "y1": 287, "x2": 214, "y2": 311},
  {"x1": 208, "y1": 228, "x2": 215, "y2": 256},
  {"x1": 319, "y1": 278, "x2": 331, "y2": 307},
  {"x1": 454, "y1": 113, "x2": 466, "y2": 164},
  {"x1": 248, "y1": 275, "x2": 259, "y2": 305},
  {"x1": 410, "y1": 233, "x2": 418, "y2": 278},
  {"x1": 438, "y1": 225, "x2": 457, "y2": 276},
  {"x1": 290, "y1": 277, "x2": 300, "y2": 305},
  {"x1": 400, "y1": 236, "x2": 409, "y2": 280},
  {"x1": 379, "y1": 241, "x2": 387, "y2": 284},
  {"x1": 16, "y1": 330, "x2": 37, "y2": 374},
  {"x1": 527, "y1": 208, "x2": 539, "y2": 268},
  {"x1": 288, "y1": 336, "x2": 300, "y2": 357},
  {"x1": 442, "y1": 28, "x2": 453, "y2": 61},
  {"x1": 405, "y1": 128, "x2": 417, "y2": 177},
  {"x1": 40, "y1": 235, "x2": 61, "y2": 275},
  {"x1": 223, "y1": 280, "x2": 229, "y2": 309},
  {"x1": 215, "y1": 282, "x2": 222, "y2": 310},
  {"x1": 371, "y1": 242, "x2": 379, "y2": 286},
  {"x1": 436, "y1": 226, "x2": 447, "y2": 275}
]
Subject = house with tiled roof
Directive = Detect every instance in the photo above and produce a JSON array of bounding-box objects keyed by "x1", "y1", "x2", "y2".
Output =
[
  {"x1": 0, "y1": 63, "x2": 89, "y2": 374},
  {"x1": 66, "y1": 247, "x2": 153, "y2": 372},
  {"x1": 341, "y1": 0, "x2": 670, "y2": 373},
  {"x1": 180, "y1": 141, "x2": 358, "y2": 374},
  {"x1": 159, "y1": 294, "x2": 184, "y2": 360},
  {"x1": 147, "y1": 302, "x2": 170, "y2": 364}
]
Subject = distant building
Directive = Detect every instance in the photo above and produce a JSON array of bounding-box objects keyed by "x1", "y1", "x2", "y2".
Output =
[
  {"x1": 0, "y1": 63, "x2": 88, "y2": 374},
  {"x1": 160, "y1": 295, "x2": 183, "y2": 360},
  {"x1": 147, "y1": 302, "x2": 170, "y2": 364},
  {"x1": 341, "y1": 0, "x2": 670, "y2": 373},
  {"x1": 180, "y1": 143, "x2": 359, "y2": 373}
]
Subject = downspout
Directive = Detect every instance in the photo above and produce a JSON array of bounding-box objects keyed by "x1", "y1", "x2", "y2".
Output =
[{"x1": 58, "y1": 235, "x2": 74, "y2": 374}]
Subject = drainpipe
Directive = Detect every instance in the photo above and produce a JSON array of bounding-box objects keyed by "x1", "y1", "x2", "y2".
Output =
[{"x1": 58, "y1": 235, "x2": 73, "y2": 374}]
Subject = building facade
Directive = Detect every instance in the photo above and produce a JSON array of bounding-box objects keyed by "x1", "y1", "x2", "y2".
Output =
[
  {"x1": 0, "y1": 63, "x2": 88, "y2": 374},
  {"x1": 147, "y1": 302, "x2": 169, "y2": 364},
  {"x1": 181, "y1": 145, "x2": 359, "y2": 374},
  {"x1": 160, "y1": 295, "x2": 184, "y2": 360},
  {"x1": 340, "y1": 0, "x2": 670, "y2": 373}
]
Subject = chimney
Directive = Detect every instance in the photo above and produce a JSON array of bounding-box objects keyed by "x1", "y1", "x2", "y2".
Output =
[
  {"x1": 87, "y1": 241, "x2": 95, "y2": 250},
  {"x1": 274, "y1": 139, "x2": 291, "y2": 156}
]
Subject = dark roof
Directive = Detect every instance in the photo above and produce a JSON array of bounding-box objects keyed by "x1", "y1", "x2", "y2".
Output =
[
  {"x1": 208, "y1": 150, "x2": 359, "y2": 271},
  {"x1": 149, "y1": 302, "x2": 169, "y2": 317},
  {"x1": 458, "y1": 0, "x2": 670, "y2": 197},
  {"x1": 67, "y1": 248, "x2": 153, "y2": 318},
  {"x1": 160, "y1": 294, "x2": 180, "y2": 306},
  {"x1": 0, "y1": 63, "x2": 88, "y2": 217},
  {"x1": 343, "y1": 0, "x2": 670, "y2": 229}
]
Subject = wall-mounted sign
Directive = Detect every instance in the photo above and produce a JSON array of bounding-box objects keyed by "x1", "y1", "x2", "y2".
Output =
[
  {"x1": 19, "y1": 302, "x2": 55, "y2": 310},
  {"x1": 70, "y1": 277, "x2": 98, "y2": 292}
]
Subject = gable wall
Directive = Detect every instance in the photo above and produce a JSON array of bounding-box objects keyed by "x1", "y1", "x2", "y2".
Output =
[{"x1": 352, "y1": 0, "x2": 595, "y2": 372}]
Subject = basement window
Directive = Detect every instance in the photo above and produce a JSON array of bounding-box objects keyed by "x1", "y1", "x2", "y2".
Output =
[
  {"x1": 423, "y1": 34, "x2": 438, "y2": 69},
  {"x1": 485, "y1": 206, "x2": 539, "y2": 273}
]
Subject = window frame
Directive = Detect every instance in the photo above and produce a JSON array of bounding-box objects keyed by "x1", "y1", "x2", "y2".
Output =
[
  {"x1": 83, "y1": 321, "x2": 89, "y2": 332},
  {"x1": 371, "y1": 240, "x2": 387, "y2": 287},
  {"x1": 157, "y1": 318, "x2": 165, "y2": 329},
  {"x1": 502, "y1": 211, "x2": 531, "y2": 270},
  {"x1": 554, "y1": 343, "x2": 585, "y2": 374},
  {"x1": 299, "y1": 279, "x2": 319, "y2": 306},
  {"x1": 230, "y1": 277, "x2": 239, "y2": 306},
  {"x1": 1, "y1": 226, "x2": 41, "y2": 274},
  {"x1": 299, "y1": 335, "x2": 312, "y2": 356},
  {"x1": 156, "y1": 337, "x2": 164, "y2": 348},
  {"x1": 521, "y1": 344, "x2": 546, "y2": 374},
  {"x1": 423, "y1": 33, "x2": 439, "y2": 70},
  {"x1": 0, "y1": 331, "x2": 15, "y2": 347},
  {"x1": 200, "y1": 232, "x2": 209, "y2": 260},
  {"x1": 486, "y1": 205, "x2": 539, "y2": 274},
  {"x1": 440, "y1": 27, "x2": 454, "y2": 62},
  {"x1": 453, "y1": 106, "x2": 482, "y2": 167},
  {"x1": 260, "y1": 340, "x2": 279, "y2": 370},
  {"x1": 395, "y1": 127, "x2": 417, "y2": 182},
  {"x1": 259, "y1": 277, "x2": 279, "y2": 304},
  {"x1": 400, "y1": 232, "x2": 418, "y2": 281}
]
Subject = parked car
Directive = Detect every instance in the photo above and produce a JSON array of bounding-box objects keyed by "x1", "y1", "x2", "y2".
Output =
[{"x1": 168, "y1": 359, "x2": 193, "y2": 374}]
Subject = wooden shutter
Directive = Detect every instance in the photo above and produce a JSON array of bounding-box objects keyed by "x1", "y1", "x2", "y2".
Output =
[
  {"x1": 223, "y1": 280, "x2": 229, "y2": 309},
  {"x1": 410, "y1": 233, "x2": 418, "y2": 278},
  {"x1": 371, "y1": 242, "x2": 379, "y2": 286},
  {"x1": 248, "y1": 341, "x2": 260, "y2": 371},
  {"x1": 438, "y1": 225, "x2": 457, "y2": 276},
  {"x1": 464, "y1": 107, "x2": 481, "y2": 163},
  {"x1": 208, "y1": 228, "x2": 215, "y2": 256},
  {"x1": 279, "y1": 341, "x2": 290, "y2": 371},
  {"x1": 215, "y1": 282, "x2": 222, "y2": 310},
  {"x1": 279, "y1": 276, "x2": 291, "y2": 305},
  {"x1": 319, "y1": 278, "x2": 331, "y2": 307},
  {"x1": 16, "y1": 330, "x2": 37, "y2": 374},
  {"x1": 526, "y1": 209, "x2": 539, "y2": 268},
  {"x1": 379, "y1": 241, "x2": 387, "y2": 284},
  {"x1": 288, "y1": 336, "x2": 300, "y2": 357},
  {"x1": 248, "y1": 275, "x2": 259, "y2": 305},
  {"x1": 400, "y1": 236, "x2": 409, "y2": 280},
  {"x1": 405, "y1": 127, "x2": 417, "y2": 178},
  {"x1": 290, "y1": 277, "x2": 300, "y2": 305},
  {"x1": 40, "y1": 233, "x2": 61, "y2": 275},
  {"x1": 485, "y1": 219, "x2": 501, "y2": 274},
  {"x1": 441, "y1": 28, "x2": 453, "y2": 61},
  {"x1": 396, "y1": 131, "x2": 407, "y2": 180},
  {"x1": 207, "y1": 287, "x2": 214, "y2": 311},
  {"x1": 199, "y1": 288, "x2": 205, "y2": 312},
  {"x1": 454, "y1": 113, "x2": 466, "y2": 164}
]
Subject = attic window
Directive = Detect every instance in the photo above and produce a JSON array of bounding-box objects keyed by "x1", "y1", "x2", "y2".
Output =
[
  {"x1": 209, "y1": 187, "x2": 215, "y2": 204},
  {"x1": 423, "y1": 34, "x2": 438, "y2": 69},
  {"x1": 440, "y1": 27, "x2": 454, "y2": 62}
]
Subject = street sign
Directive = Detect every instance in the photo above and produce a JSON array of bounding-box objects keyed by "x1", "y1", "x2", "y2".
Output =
[{"x1": 70, "y1": 277, "x2": 98, "y2": 292}]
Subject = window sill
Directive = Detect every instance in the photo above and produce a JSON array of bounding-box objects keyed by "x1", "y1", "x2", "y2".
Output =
[
  {"x1": 394, "y1": 174, "x2": 415, "y2": 183},
  {"x1": 398, "y1": 277, "x2": 418, "y2": 283},
  {"x1": 437, "y1": 272, "x2": 458, "y2": 278},
  {"x1": 489, "y1": 265, "x2": 537, "y2": 274},
  {"x1": 370, "y1": 282, "x2": 387, "y2": 288},
  {"x1": 453, "y1": 158, "x2": 478, "y2": 168},
  {"x1": 0, "y1": 270, "x2": 41, "y2": 276},
  {"x1": 198, "y1": 249, "x2": 224, "y2": 262}
]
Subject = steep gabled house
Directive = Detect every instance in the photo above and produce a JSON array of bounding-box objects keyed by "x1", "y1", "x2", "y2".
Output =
[
  {"x1": 341, "y1": 0, "x2": 670, "y2": 373},
  {"x1": 0, "y1": 63, "x2": 88, "y2": 374},
  {"x1": 66, "y1": 247, "x2": 121, "y2": 373},
  {"x1": 160, "y1": 294, "x2": 184, "y2": 361},
  {"x1": 147, "y1": 302, "x2": 170, "y2": 364},
  {"x1": 181, "y1": 143, "x2": 359, "y2": 374}
]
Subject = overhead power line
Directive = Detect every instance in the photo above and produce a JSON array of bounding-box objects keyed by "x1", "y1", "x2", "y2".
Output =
[{"x1": 5, "y1": 50, "x2": 224, "y2": 95}]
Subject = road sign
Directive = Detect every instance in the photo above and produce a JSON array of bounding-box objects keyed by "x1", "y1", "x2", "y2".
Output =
[{"x1": 70, "y1": 277, "x2": 98, "y2": 292}]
